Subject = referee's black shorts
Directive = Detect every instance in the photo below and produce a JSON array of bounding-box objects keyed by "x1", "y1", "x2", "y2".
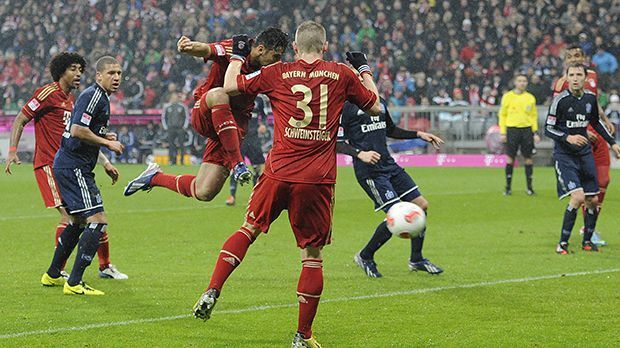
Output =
[{"x1": 505, "y1": 127, "x2": 534, "y2": 158}]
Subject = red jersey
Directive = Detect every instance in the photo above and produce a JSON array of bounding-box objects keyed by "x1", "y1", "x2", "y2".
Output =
[
  {"x1": 192, "y1": 39, "x2": 257, "y2": 125},
  {"x1": 20, "y1": 82, "x2": 74, "y2": 169},
  {"x1": 237, "y1": 59, "x2": 377, "y2": 184}
]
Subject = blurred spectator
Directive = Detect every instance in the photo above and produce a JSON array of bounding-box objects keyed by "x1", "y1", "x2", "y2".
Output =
[
  {"x1": 161, "y1": 93, "x2": 189, "y2": 165},
  {"x1": 0, "y1": 0, "x2": 617, "y2": 110},
  {"x1": 137, "y1": 121, "x2": 162, "y2": 163},
  {"x1": 592, "y1": 45, "x2": 618, "y2": 75},
  {"x1": 118, "y1": 126, "x2": 137, "y2": 163},
  {"x1": 606, "y1": 94, "x2": 620, "y2": 139}
]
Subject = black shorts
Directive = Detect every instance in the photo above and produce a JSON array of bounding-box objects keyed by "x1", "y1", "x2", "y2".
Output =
[
  {"x1": 553, "y1": 152, "x2": 599, "y2": 199},
  {"x1": 505, "y1": 127, "x2": 534, "y2": 158},
  {"x1": 356, "y1": 168, "x2": 421, "y2": 212},
  {"x1": 241, "y1": 135, "x2": 265, "y2": 165},
  {"x1": 53, "y1": 167, "x2": 104, "y2": 217}
]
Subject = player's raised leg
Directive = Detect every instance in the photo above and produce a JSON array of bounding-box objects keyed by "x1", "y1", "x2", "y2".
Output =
[{"x1": 205, "y1": 88, "x2": 251, "y2": 183}]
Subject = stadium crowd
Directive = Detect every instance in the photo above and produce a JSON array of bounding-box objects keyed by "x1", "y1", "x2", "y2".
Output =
[{"x1": 0, "y1": 0, "x2": 618, "y2": 115}]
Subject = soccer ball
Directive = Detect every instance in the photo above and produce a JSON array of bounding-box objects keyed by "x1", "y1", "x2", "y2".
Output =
[{"x1": 386, "y1": 202, "x2": 426, "y2": 238}]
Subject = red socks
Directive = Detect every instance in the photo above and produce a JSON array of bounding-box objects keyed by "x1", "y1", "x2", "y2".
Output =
[
  {"x1": 55, "y1": 223, "x2": 67, "y2": 246},
  {"x1": 212, "y1": 104, "x2": 243, "y2": 169},
  {"x1": 208, "y1": 227, "x2": 255, "y2": 292},
  {"x1": 97, "y1": 231, "x2": 111, "y2": 270},
  {"x1": 297, "y1": 258, "x2": 324, "y2": 338},
  {"x1": 151, "y1": 172, "x2": 197, "y2": 198}
]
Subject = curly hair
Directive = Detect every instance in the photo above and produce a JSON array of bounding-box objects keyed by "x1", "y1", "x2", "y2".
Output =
[
  {"x1": 254, "y1": 27, "x2": 289, "y2": 52},
  {"x1": 49, "y1": 52, "x2": 86, "y2": 82}
]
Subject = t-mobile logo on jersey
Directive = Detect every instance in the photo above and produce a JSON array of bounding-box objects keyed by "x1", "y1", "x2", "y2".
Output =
[{"x1": 567, "y1": 114, "x2": 588, "y2": 128}]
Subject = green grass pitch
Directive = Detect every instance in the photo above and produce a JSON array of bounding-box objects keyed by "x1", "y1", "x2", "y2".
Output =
[{"x1": 1, "y1": 164, "x2": 619, "y2": 347}]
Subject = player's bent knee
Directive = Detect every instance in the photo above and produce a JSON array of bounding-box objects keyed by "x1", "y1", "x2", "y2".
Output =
[
  {"x1": 570, "y1": 192, "x2": 585, "y2": 207},
  {"x1": 586, "y1": 196, "x2": 599, "y2": 208},
  {"x1": 205, "y1": 88, "x2": 229, "y2": 108},
  {"x1": 301, "y1": 246, "x2": 322, "y2": 260},
  {"x1": 194, "y1": 190, "x2": 215, "y2": 201},
  {"x1": 86, "y1": 212, "x2": 108, "y2": 225},
  {"x1": 412, "y1": 197, "x2": 428, "y2": 211},
  {"x1": 241, "y1": 221, "x2": 262, "y2": 238}
]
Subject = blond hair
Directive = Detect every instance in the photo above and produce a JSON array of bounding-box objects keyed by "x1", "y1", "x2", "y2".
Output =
[{"x1": 295, "y1": 20, "x2": 326, "y2": 54}]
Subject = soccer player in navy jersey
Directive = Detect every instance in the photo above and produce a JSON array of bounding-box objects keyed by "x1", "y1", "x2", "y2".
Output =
[
  {"x1": 545, "y1": 63, "x2": 620, "y2": 254},
  {"x1": 41, "y1": 56, "x2": 124, "y2": 295},
  {"x1": 337, "y1": 97, "x2": 444, "y2": 277}
]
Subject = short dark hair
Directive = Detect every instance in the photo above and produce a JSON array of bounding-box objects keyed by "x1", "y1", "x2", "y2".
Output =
[
  {"x1": 566, "y1": 62, "x2": 587, "y2": 75},
  {"x1": 566, "y1": 43, "x2": 583, "y2": 52},
  {"x1": 95, "y1": 56, "x2": 120, "y2": 72},
  {"x1": 49, "y1": 52, "x2": 86, "y2": 82},
  {"x1": 254, "y1": 27, "x2": 289, "y2": 52},
  {"x1": 514, "y1": 73, "x2": 528, "y2": 80}
]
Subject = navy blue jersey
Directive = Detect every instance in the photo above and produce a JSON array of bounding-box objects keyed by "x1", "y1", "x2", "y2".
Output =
[
  {"x1": 54, "y1": 84, "x2": 110, "y2": 171},
  {"x1": 545, "y1": 90, "x2": 615, "y2": 156},
  {"x1": 247, "y1": 95, "x2": 268, "y2": 138},
  {"x1": 340, "y1": 98, "x2": 400, "y2": 178}
]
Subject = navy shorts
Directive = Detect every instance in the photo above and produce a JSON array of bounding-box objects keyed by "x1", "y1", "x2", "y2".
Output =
[
  {"x1": 53, "y1": 167, "x2": 104, "y2": 217},
  {"x1": 553, "y1": 152, "x2": 599, "y2": 199},
  {"x1": 357, "y1": 168, "x2": 421, "y2": 212}
]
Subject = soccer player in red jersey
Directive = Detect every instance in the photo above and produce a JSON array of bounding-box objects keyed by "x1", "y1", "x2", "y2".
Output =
[
  {"x1": 123, "y1": 28, "x2": 288, "y2": 201},
  {"x1": 4, "y1": 52, "x2": 127, "y2": 279},
  {"x1": 552, "y1": 45, "x2": 615, "y2": 246},
  {"x1": 192, "y1": 21, "x2": 381, "y2": 347}
]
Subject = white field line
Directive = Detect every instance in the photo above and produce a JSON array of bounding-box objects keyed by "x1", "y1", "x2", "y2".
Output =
[
  {"x1": 0, "y1": 189, "x2": 496, "y2": 222},
  {"x1": 1, "y1": 268, "x2": 618, "y2": 340}
]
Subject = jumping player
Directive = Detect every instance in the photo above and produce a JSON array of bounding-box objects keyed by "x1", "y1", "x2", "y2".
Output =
[
  {"x1": 5, "y1": 52, "x2": 127, "y2": 280},
  {"x1": 552, "y1": 44, "x2": 615, "y2": 246},
  {"x1": 192, "y1": 22, "x2": 381, "y2": 348},
  {"x1": 123, "y1": 28, "x2": 288, "y2": 202},
  {"x1": 41, "y1": 56, "x2": 125, "y2": 295},
  {"x1": 337, "y1": 97, "x2": 444, "y2": 277},
  {"x1": 545, "y1": 63, "x2": 620, "y2": 254}
]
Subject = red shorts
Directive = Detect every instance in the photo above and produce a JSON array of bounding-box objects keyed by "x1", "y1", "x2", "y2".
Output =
[
  {"x1": 191, "y1": 96, "x2": 244, "y2": 168},
  {"x1": 597, "y1": 166, "x2": 610, "y2": 189},
  {"x1": 246, "y1": 175, "x2": 335, "y2": 249},
  {"x1": 591, "y1": 132, "x2": 611, "y2": 166},
  {"x1": 34, "y1": 165, "x2": 62, "y2": 208}
]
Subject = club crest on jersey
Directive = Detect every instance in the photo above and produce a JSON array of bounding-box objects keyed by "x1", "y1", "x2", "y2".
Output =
[
  {"x1": 28, "y1": 99, "x2": 40, "y2": 111},
  {"x1": 80, "y1": 113, "x2": 92, "y2": 125},
  {"x1": 214, "y1": 44, "x2": 226, "y2": 56},
  {"x1": 586, "y1": 103, "x2": 592, "y2": 113}
]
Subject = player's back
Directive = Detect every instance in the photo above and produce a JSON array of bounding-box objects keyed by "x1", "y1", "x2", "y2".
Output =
[{"x1": 243, "y1": 59, "x2": 376, "y2": 184}]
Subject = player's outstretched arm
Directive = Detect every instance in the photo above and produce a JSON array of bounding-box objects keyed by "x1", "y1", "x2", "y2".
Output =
[
  {"x1": 346, "y1": 51, "x2": 381, "y2": 115},
  {"x1": 177, "y1": 36, "x2": 212, "y2": 58},
  {"x1": 4, "y1": 112, "x2": 30, "y2": 175},
  {"x1": 70, "y1": 124, "x2": 124, "y2": 155}
]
